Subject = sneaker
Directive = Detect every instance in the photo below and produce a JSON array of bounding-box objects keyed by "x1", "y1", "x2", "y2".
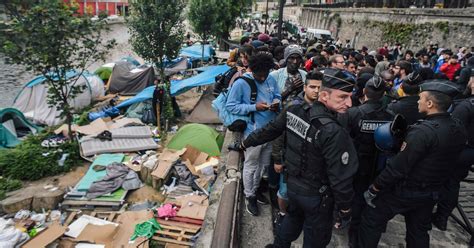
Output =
[
  {"x1": 246, "y1": 196, "x2": 259, "y2": 216},
  {"x1": 256, "y1": 192, "x2": 270, "y2": 205},
  {"x1": 432, "y1": 214, "x2": 448, "y2": 231}
]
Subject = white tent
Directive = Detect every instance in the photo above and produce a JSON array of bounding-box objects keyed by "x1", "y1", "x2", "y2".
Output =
[{"x1": 13, "y1": 71, "x2": 105, "y2": 126}]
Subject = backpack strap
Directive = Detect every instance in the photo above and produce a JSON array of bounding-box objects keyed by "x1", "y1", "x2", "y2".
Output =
[{"x1": 238, "y1": 76, "x2": 258, "y2": 104}]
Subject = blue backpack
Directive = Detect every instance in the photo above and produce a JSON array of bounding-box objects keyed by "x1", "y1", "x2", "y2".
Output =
[{"x1": 212, "y1": 77, "x2": 257, "y2": 132}]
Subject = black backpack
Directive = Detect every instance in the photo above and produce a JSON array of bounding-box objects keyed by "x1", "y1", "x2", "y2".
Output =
[{"x1": 213, "y1": 67, "x2": 239, "y2": 97}]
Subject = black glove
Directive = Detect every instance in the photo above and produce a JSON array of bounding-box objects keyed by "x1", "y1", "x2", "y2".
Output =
[
  {"x1": 364, "y1": 185, "x2": 378, "y2": 208},
  {"x1": 334, "y1": 209, "x2": 352, "y2": 229},
  {"x1": 228, "y1": 141, "x2": 246, "y2": 151}
]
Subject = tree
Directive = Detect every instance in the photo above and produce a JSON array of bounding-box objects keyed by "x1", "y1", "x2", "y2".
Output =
[
  {"x1": 188, "y1": 0, "x2": 218, "y2": 65},
  {"x1": 1, "y1": 0, "x2": 116, "y2": 140},
  {"x1": 127, "y1": 0, "x2": 185, "y2": 131},
  {"x1": 211, "y1": 0, "x2": 252, "y2": 51},
  {"x1": 127, "y1": 0, "x2": 184, "y2": 83}
]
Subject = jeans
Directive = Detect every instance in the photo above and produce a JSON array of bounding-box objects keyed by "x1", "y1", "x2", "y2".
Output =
[
  {"x1": 274, "y1": 190, "x2": 334, "y2": 248},
  {"x1": 243, "y1": 142, "x2": 272, "y2": 197}
]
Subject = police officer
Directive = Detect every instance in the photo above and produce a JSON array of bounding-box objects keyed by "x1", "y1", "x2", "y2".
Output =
[
  {"x1": 432, "y1": 75, "x2": 474, "y2": 230},
  {"x1": 338, "y1": 76, "x2": 395, "y2": 247},
  {"x1": 387, "y1": 71, "x2": 425, "y2": 125},
  {"x1": 234, "y1": 68, "x2": 359, "y2": 248},
  {"x1": 359, "y1": 80, "x2": 467, "y2": 248}
]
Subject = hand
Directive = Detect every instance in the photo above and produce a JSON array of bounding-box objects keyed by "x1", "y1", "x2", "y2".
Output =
[
  {"x1": 290, "y1": 77, "x2": 304, "y2": 91},
  {"x1": 269, "y1": 101, "x2": 279, "y2": 112},
  {"x1": 334, "y1": 209, "x2": 352, "y2": 229},
  {"x1": 274, "y1": 164, "x2": 283, "y2": 173},
  {"x1": 364, "y1": 185, "x2": 379, "y2": 208},
  {"x1": 228, "y1": 141, "x2": 246, "y2": 151},
  {"x1": 256, "y1": 102, "x2": 269, "y2": 111}
]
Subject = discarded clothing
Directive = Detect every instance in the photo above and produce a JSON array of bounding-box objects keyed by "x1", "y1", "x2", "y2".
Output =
[
  {"x1": 130, "y1": 218, "x2": 161, "y2": 241},
  {"x1": 157, "y1": 203, "x2": 177, "y2": 218},
  {"x1": 122, "y1": 169, "x2": 143, "y2": 190},
  {"x1": 86, "y1": 162, "x2": 142, "y2": 199},
  {"x1": 174, "y1": 160, "x2": 194, "y2": 186}
]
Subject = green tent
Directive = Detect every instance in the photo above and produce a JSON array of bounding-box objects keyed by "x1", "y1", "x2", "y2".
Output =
[
  {"x1": 167, "y1": 124, "x2": 224, "y2": 156},
  {"x1": 94, "y1": 65, "x2": 114, "y2": 83},
  {"x1": 0, "y1": 108, "x2": 41, "y2": 149}
]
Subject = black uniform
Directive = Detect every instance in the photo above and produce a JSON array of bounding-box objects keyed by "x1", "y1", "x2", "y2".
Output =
[
  {"x1": 338, "y1": 100, "x2": 394, "y2": 246},
  {"x1": 387, "y1": 96, "x2": 425, "y2": 125},
  {"x1": 434, "y1": 97, "x2": 474, "y2": 224},
  {"x1": 358, "y1": 113, "x2": 467, "y2": 248},
  {"x1": 243, "y1": 101, "x2": 358, "y2": 248}
]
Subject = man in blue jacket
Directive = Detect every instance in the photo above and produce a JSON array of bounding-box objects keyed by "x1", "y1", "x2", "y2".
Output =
[{"x1": 226, "y1": 52, "x2": 281, "y2": 216}]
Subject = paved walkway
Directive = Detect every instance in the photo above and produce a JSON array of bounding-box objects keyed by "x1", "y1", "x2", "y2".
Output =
[{"x1": 240, "y1": 180, "x2": 473, "y2": 248}]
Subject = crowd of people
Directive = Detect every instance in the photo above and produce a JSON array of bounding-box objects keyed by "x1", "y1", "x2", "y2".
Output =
[{"x1": 220, "y1": 31, "x2": 474, "y2": 248}]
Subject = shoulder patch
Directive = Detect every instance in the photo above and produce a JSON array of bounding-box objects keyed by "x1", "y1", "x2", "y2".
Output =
[
  {"x1": 341, "y1": 152, "x2": 349, "y2": 165},
  {"x1": 400, "y1": 141, "x2": 407, "y2": 151}
]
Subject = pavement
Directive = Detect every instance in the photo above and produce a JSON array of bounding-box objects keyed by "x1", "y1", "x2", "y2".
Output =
[{"x1": 240, "y1": 188, "x2": 472, "y2": 248}]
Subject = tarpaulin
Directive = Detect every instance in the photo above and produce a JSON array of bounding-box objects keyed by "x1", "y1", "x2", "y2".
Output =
[{"x1": 170, "y1": 64, "x2": 230, "y2": 96}]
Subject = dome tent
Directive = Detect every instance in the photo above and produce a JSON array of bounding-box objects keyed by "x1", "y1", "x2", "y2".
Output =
[
  {"x1": 0, "y1": 108, "x2": 40, "y2": 148},
  {"x1": 167, "y1": 124, "x2": 224, "y2": 157}
]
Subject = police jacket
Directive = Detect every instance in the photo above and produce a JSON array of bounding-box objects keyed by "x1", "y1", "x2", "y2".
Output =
[
  {"x1": 452, "y1": 96, "x2": 474, "y2": 146},
  {"x1": 243, "y1": 101, "x2": 358, "y2": 210},
  {"x1": 338, "y1": 100, "x2": 394, "y2": 176},
  {"x1": 373, "y1": 113, "x2": 467, "y2": 191},
  {"x1": 387, "y1": 96, "x2": 425, "y2": 125}
]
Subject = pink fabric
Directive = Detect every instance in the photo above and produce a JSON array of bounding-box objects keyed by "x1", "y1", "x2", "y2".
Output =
[{"x1": 157, "y1": 203, "x2": 177, "y2": 218}]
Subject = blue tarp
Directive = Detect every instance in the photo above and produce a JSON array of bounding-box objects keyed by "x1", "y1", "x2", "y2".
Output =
[
  {"x1": 179, "y1": 44, "x2": 215, "y2": 61},
  {"x1": 116, "y1": 85, "x2": 156, "y2": 109},
  {"x1": 170, "y1": 65, "x2": 230, "y2": 96}
]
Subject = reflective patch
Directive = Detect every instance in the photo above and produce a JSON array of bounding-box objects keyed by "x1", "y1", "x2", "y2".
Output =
[
  {"x1": 341, "y1": 152, "x2": 349, "y2": 165},
  {"x1": 286, "y1": 112, "x2": 310, "y2": 139},
  {"x1": 359, "y1": 120, "x2": 391, "y2": 133},
  {"x1": 400, "y1": 141, "x2": 407, "y2": 151}
]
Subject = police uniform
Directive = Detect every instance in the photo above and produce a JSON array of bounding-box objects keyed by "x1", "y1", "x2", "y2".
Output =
[
  {"x1": 387, "y1": 95, "x2": 424, "y2": 125},
  {"x1": 242, "y1": 69, "x2": 358, "y2": 248},
  {"x1": 358, "y1": 81, "x2": 467, "y2": 248},
  {"x1": 338, "y1": 77, "x2": 395, "y2": 247},
  {"x1": 433, "y1": 95, "x2": 474, "y2": 229}
]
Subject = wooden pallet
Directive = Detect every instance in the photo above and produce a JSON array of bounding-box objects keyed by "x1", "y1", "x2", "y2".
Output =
[
  {"x1": 152, "y1": 224, "x2": 199, "y2": 247},
  {"x1": 61, "y1": 199, "x2": 123, "y2": 211}
]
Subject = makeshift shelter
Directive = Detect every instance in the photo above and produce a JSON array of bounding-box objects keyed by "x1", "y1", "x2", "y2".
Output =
[
  {"x1": 13, "y1": 71, "x2": 105, "y2": 126},
  {"x1": 167, "y1": 124, "x2": 223, "y2": 156},
  {"x1": 179, "y1": 44, "x2": 215, "y2": 61},
  {"x1": 170, "y1": 64, "x2": 230, "y2": 96},
  {"x1": 94, "y1": 63, "x2": 115, "y2": 83},
  {"x1": 107, "y1": 61, "x2": 155, "y2": 95},
  {"x1": 186, "y1": 90, "x2": 221, "y2": 124},
  {"x1": 0, "y1": 108, "x2": 40, "y2": 148}
]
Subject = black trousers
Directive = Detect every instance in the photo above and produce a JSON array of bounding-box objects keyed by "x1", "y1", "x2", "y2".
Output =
[
  {"x1": 436, "y1": 147, "x2": 474, "y2": 218},
  {"x1": 274, "y1": 190, "x2": 334, "y2": 248},
  {"x1": 358, "y1": 189, "x2": 439, "y2": 248},
  {"x1": 348, "y1": 175, "x2": 372, "y2": 247}
]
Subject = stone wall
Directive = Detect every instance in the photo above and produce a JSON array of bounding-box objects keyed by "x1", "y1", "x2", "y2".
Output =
[{"x1": 293, "y1": 7, "x2": 474, "y2": 51}]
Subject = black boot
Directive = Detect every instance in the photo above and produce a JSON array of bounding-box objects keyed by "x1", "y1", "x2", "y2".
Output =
[{"x1": 246, "y1": 196, "x2": 259, "y2": 216}]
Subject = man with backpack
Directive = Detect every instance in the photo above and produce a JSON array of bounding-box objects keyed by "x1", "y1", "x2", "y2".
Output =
[{"x1": 226, "y1": 52, "x2": 281, "y2": 216}]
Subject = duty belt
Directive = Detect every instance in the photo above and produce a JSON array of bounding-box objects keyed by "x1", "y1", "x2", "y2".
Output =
[{"x1": 287, "y1": 175, "x2": 329, "y2": 196}]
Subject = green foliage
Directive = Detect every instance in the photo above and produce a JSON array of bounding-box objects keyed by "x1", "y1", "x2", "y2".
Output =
[
  {"x1": 188, "y1": 0, "x2": 217, "y2": 43},
  {"x1": 434, "y1": 21, "x2": 450, "y2": 35},
  {"x1": 0, "y1": 131, "x2": 81, "y2": 181},
  {"x1": 127, "y1": 0, "x2": 184, "y2": 81},
  {"x1": 0, "y1": 177, "x2": 22, "y2": 200},
  {"x1": 379, "y1": 22, "x2": 417, "y2": 44},
  {"x1": 1, "y1": 0, "x2": 116, "y2": 139},
  {"x1": 211, "y1": 0, "x2": 252, "y2": 40}
]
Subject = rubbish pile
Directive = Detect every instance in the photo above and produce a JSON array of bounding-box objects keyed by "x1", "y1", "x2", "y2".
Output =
[{"x1": 0, "y1": 142, "x2": 219, "y2": 247}]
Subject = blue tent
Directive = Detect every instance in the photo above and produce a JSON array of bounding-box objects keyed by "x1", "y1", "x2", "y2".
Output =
[
  {"x1": 170, "y1": 65, "x2": 230, "y2": 96},
  {"x1": 179, "y1": 44, "x2": 215, "y2": 61}
]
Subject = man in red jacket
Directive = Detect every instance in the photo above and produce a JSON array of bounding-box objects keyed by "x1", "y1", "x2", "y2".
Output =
[{"x1": 440, "y1": 55, "x2": 461, "y2": 81}]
